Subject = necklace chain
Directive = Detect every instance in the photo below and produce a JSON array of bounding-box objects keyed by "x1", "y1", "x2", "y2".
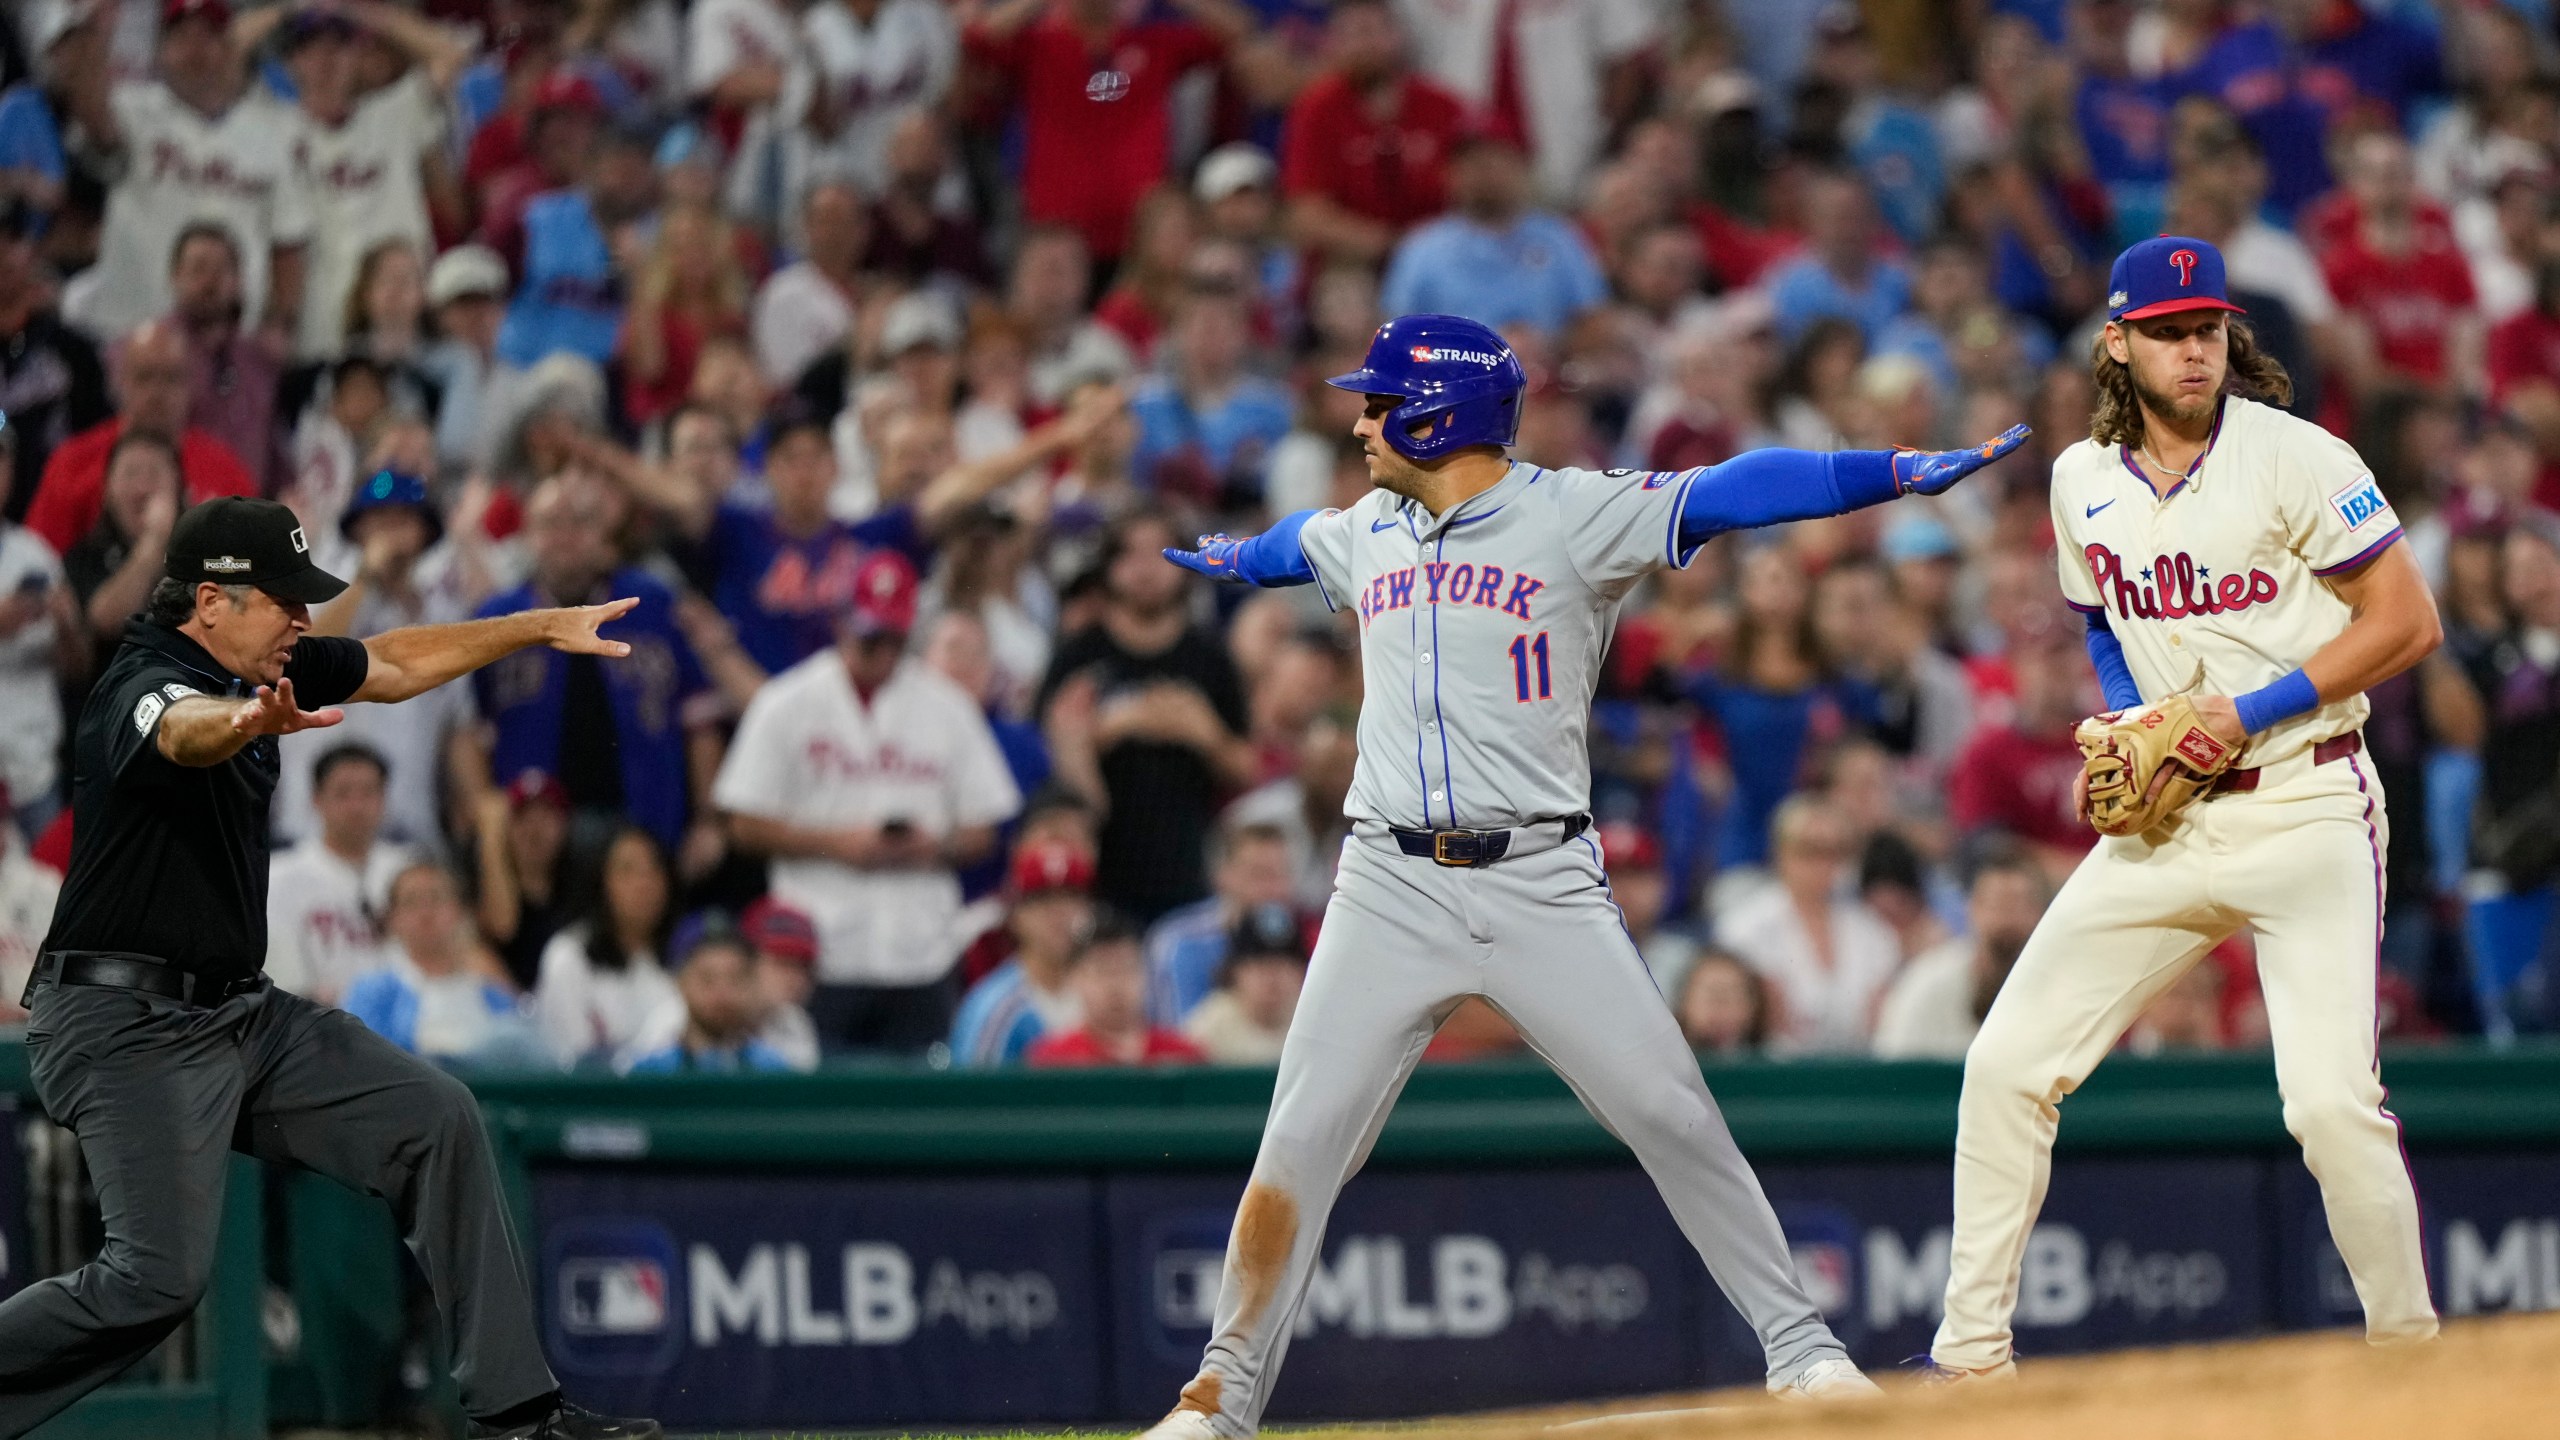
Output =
[{"x1": 2140, "y1": 437, "x2": 2204, "y2": 481}]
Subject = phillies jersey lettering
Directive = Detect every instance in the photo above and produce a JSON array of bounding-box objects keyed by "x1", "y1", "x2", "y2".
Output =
[
  {"x1": 2049, "y1": 395, "x2": 2404, "y2": 765},
  {"x1": 1297, "y1": 461, "x2": 1703, "y2": 829}
]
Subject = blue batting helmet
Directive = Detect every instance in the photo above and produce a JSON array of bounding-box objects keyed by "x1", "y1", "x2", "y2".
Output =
[{"x1": 1326, "y1": 314, "x2": 1526, "y2": 462}]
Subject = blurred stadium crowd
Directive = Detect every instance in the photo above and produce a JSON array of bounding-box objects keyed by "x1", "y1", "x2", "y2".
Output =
[{"x1": 0, "y1": 0, "x2": 2550, "y2": 1074}]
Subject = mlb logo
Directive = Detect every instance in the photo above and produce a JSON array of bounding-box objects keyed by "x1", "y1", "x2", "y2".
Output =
[
  {"x1": 2328, "y1": 476, "x2": 2390, "y2": 532},
  {"x1": 559, "y1": 1258, "x2": 669, "y2": 1336}
]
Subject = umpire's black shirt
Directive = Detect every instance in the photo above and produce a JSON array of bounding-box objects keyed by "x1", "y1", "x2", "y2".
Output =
[{"x1": 41, "y1": 620, "x2": 370, "y2": 980}]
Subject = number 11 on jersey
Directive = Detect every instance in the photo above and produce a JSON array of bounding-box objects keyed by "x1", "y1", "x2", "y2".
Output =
[{"x1": 1509, "y1": 632, "x2": 1552, "y2": 702}]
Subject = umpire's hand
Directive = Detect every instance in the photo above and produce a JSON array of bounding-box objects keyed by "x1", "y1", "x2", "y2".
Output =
[
  {"x1": 544, "y1": 597, "x2": 639, "y2": 656},
  {"x1": 229, "y1": 679, "x2": 345, "y2": 738}
]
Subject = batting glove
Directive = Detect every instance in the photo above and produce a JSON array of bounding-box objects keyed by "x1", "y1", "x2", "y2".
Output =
[
  {"x1": 1164, "y1": 534, "x2": 1249, "y2": 581},
  {"x1": 1893, "y1": 423, "x2": 2032, "y2": 496}
]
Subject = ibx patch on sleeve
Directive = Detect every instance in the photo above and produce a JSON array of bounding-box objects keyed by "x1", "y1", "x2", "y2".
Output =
[{"x1": 2328, "y1": 474, "x2": 2392, "y2": 532}]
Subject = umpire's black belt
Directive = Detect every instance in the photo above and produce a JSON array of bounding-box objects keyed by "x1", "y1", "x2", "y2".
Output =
[
  {"x1": 33, "y1": 951, "x2": 265, "y2": 1008},
  {"x1": 1388, "y1": 814, "x2": 1591, "y2": 868}
]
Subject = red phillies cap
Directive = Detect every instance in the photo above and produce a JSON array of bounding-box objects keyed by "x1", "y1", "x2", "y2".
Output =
[
  {"x1": 1009, "y1": 840, "x2": 1095, "y2": 897},
  {"x1": 504, "y1": 769, "x2": 569, "y2": 811},
  {"x1": 741, "y1": 896, "x2": 819, "y2": 965},
  {"x1": 161, "y1": 0, "x2": 232, "y2": 28},
  {"x1": 1597, "y1": 821, "x2": 1662, "y2": 872},
  {"x1": 847, "y1": 550, "x2": 920, "y2": 637},
  {"x1": 532, "y1": 71, "x2": 606, "y2": 117}
]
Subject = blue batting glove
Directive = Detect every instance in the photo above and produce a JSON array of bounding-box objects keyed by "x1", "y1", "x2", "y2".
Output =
[
  {"x1": 1893, "y1": 423, "x2": 2032, "y2": 496},
  {"x1": 1164, "y1": 534, "x2": 1248, "y2": 581}
]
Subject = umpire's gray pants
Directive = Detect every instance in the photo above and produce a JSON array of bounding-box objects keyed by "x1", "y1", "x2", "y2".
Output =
[
  {"x1": 0, "y1": 977, "x2": 556, "y2": 1438},
  {"x1": 1175, "y1": 829, "x2": 1842, "y2": 1435}
]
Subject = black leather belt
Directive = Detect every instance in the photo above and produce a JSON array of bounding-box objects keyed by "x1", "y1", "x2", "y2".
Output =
[
  {"x1": 1391, "y1": 814, "x2": 1591, "y2": 868},
  {"x1": 33, "y1": 951, "x2": 264, "y2": 1008}
]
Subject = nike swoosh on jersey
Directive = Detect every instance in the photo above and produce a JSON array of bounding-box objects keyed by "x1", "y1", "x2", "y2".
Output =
[
  {"x1": 1371, "y1": 518, "x2": 1400, "y2": 532},
  {"x1": 2086, "y1": 500, "x2": 2115, "y2": 517}
]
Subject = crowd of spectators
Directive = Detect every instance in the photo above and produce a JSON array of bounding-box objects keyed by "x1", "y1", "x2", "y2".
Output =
[{"x1": 0, "y1": 0, "x2": 2552, "y2": 1072}]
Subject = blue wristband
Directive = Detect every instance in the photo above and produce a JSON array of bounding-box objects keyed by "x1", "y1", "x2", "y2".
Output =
[{"x1": 2233, "y1": 668, "x2": 2320, "y2": 735}]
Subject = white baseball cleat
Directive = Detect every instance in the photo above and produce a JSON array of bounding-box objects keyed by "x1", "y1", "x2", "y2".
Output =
[
  {"x1": 1135, "y1": 1408, "x2": 1224, "y2": 1440},
  {"x1": 1768, "y1": 1355, "x2": 1885, "y2": 1402},
  {"x1": 1913, "y1": 1356, "x2": 2019, "y2": 1387}
]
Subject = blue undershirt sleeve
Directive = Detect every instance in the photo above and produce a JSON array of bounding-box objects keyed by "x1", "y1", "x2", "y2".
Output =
[
  {"x1": 1674, "y1": 449, "x2": 1902, "y2": 552},
  {"x1": 1231, "y1": 509, "x2": 1321, "y2": 587},
  {"x1": 2083, "y1": 611, "x2": 2144, "y2": 712}
]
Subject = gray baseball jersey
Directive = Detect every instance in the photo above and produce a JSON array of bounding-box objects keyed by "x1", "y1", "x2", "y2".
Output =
[
  {"x1": 1163, "y1": 459, "x2": 1852, "y2": 1437},
  {"x1": 1297, "y1": 460, "x2": 1697, "y2": 830}
]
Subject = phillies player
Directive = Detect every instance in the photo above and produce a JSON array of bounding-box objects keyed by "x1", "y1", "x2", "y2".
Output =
[
  {"x1": 1929, "y1": 237, "x2": 2442, "y2": 1380},
  {"x1": 1142, "y1": 312, "x2": 2030, "y2": 1437}
]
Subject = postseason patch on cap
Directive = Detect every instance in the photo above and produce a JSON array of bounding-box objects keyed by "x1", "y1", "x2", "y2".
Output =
[{"x1": 204, "y1": 555, "x2": 251, "y2": 574}]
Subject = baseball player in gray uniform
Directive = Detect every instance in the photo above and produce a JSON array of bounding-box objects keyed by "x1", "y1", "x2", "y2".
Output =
[{"x1": 1140, "y1": 314, "x2": 2030, "y2": 1436}]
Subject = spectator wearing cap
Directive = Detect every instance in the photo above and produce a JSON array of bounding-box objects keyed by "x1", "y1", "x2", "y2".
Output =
[
  {"x1": 0, "y1": 195, "x2": 110, "y2": 521},
  {"x1": 1764, "y1": 170, "x2": 1912, "y2": 347},
  {"x1": 1144, "y1": 819, "x2": 1297, "y2": 1026},
  {"x1": 716, "y1": 549, "x2": 1024, "y2": 1054},
  {"x1": 0, "y1": 1, "x2": 113, "y2": 228},
  {"x1": 1026, "y1": 910, "x2": 1206, "y2": 1067},
  {"x1": 1713, "y1": 796, "x2": 1903, "y2": 1055},
  {"x1": 1278, "y1": 0, "x2": 1467, "y2": 268},
  {"x1": 472, "y1": 769, "x2": 575, "y2": 992},
  {"x1": 1195, "y1": 143, "x2": 1298, "y2": 326},
  {"x1": 686, "y1": 0, "x2": 806, "y2": 230},
  {"x1": 268, "y1": 468, "x2": 473, "y2": 850},
  {"x1": 1881, "y1": 512, "x2": 1964, "y2": 653},
  {"x1": 0, "y1": 418, "x2": 78, "y2": 840},
  {"x1": 1180, "y1": 900, "x2": 1305, "y2": 1063},
  {"x1": 1040, "y1": 513, "x2": 1255, "y2": 921},
  {"x1": 1388, "y1": 0, "x2": 1653, "y2": 206},
  {"x1": 793, "y1": 0, "x2": 959, "y2": 204},
  {"x1": 62, "y1": 0, "x2": 315, "y2": 349},
  {"x1": 751, "y1": 179, "x2": 869, "y2": 390},
  {"x1": 471, "y1": 66, "x2": 600, "y2": 264},
  {"x1": 961, "y1": 0, "x2": 1258, "y2": 263},
  {"x1": 738, "y1": 896, "x2": 824, "y2": 1068},
  {"x1": 1378, "y1": 123, "x2": 1609, "y2": 340},
  {"x1": 344, "y1": 861, "x2": 540, "y2": 1066},
  {"x1": 491, "y1": 90, "x2": 662, "y2": 371},
  {"x1": 1591, "y1": 820, "x2": 1697, "y2": 996},
  {"x1": 26, "y1": 318, "x2": 259, "y2": 557},
  {"x1": 420, "y1": 244, "x2": 514, "y2": 474},
  {"x1": 265, "y1": 742, "x2": 410, "y2": 1006},
  {"x1": 1127, "y1": 280, "x2": 1294, "y2": 506},
  {"x1": 620, "y1": 921, "x2": 798, "y2": 1075},
  {"x1": 1946, "y1": 622, "x2": 2097, "y2": 886},
  {"x1": 949, "y1": 839, "x2": 1096, "y2": 1065},
  {"x1": 468, "y1": 472, "x2": 714, "y2": 857},
  {"x1": 237, "y1": 0, "x2": 467, "y2": 360}
]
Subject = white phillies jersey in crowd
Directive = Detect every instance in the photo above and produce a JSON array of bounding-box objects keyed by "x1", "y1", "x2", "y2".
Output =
[
  {"x1": 291, "y1": 70, "x2": 444, "y2": 358},
  {"x1": 2049, "y1": 395, "x2": 2403, "y2": 767},
  {"x1": 712, "y1": 652, "x2": 1022, "y2": 987},
  {"x1": 1297, "y1": 460, "x2": 1699, "y2": 832},
  {"x1": 792, "y1": 0, "x2": 958, "y2": 198},
  {"x1": 264, "y1": 836, "x2": 412, "y2": 1004},
  {"x1": 67, "y1": 82, "x2": 315, "y2": 342},
  {"x1": 1392, "y1": 0, "x2": 1658, "y2": 203}
]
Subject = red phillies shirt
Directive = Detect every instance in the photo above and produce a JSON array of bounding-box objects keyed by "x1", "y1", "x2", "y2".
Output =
[
  {"x1": 1948, "y1": 722, "x2": 2093, "y2": 856},
  {"x1": 1026, "y1": 1027, "x2": 1207, "y2": 1067},
  {"x1": 968, "y1": 11, "x2": 1225, "y2": 259},
  {"x1": 2320, "y1": 232, "x2": 2475, "y2": 383},
  {"x1": 1279, "y1": 71, "x2": 1467, "y2": 235},
  {"x1": 2489, "y1": 307, "x2": 2560, "y2": 405},
  {"x1": 27, "y1": 420, "x2": 259, "y2": 557}
]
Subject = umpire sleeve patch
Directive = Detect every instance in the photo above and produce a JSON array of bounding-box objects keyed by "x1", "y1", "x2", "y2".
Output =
[{"x1": 133, "y1": 693, "x2": 166, "y2": 735}]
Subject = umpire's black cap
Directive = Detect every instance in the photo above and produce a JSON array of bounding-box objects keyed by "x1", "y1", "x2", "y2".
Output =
[{"x1": 166, "y1": 497, "x2": 349, "y2": 604}]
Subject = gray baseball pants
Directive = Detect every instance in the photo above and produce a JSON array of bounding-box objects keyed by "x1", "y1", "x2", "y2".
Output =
[
  {"x1": 1173, "y1": 826, "x2": 1842, "y2": 1434},
  {"x1": 0, "y1": 976, "x2": 556, "y2": 1438}
]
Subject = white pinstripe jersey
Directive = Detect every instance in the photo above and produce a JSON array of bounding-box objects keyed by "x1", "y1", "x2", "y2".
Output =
[
  {"x1": 2050, "y1": 396, "x2": 2403, "y2": 765},
  {"x1": 1297, "y1": 460, "x2": 1697, "y2": 831}
]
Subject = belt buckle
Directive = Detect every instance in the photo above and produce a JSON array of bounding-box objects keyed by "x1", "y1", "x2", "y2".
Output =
[{"x1": 1432, "y1": 830, "x2": 1471, "y2": 867}]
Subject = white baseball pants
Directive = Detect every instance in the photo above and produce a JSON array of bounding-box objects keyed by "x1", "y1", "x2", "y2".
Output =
[{"x1": 1932, "y1": 742, "x2": 2438, "y2": 1370}]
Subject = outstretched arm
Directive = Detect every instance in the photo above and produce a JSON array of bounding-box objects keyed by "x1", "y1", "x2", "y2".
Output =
[
  {"x1": 1162, "y1": 509, "x2": 1323, "y2": 587},
  {"x1": 1674, "y1": 426, "x2": 2030, "y2": 553},
  {"x1": 157, "y1": 682, "x2": 345, "y2": 768},
  {"x1": 352, "y1": 599, "x2": 638, "y2": 704}
]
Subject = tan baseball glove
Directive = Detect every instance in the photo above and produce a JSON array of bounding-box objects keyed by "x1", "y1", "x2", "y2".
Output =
[{"x1": 2074, "y1": 694, "x2": 2240, "y2": 837}]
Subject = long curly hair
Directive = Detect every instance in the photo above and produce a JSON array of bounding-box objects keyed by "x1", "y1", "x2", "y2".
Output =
[{"x1": 2088, "y1": 317, "x2": 2293, "y2": 448}]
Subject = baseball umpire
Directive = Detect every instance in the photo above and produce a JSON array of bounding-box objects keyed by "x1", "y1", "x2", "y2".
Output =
[{"x1": 0, "y1": 495, "x2": 657, "y2": 1440}]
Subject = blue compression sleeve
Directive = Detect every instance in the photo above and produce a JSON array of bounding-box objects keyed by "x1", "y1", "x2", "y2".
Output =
[
  {"x1": 1230, "y1": 509, "x2": 1321, "y2": 587},
  {"x1": 2234, "y1": 667, "x2": 2320, "y2": 734},
  {"x1": 2082, "y1": 611, "x2": 2143, "y2": 711},
  {"x1": 1675, "y1": 448, "x2": 1902, "y2": 553}
]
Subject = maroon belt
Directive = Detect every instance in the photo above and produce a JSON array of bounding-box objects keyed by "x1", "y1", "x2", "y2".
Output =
[{"x1": 2207, "y1": 732, "x2": 2363, "y2": 796}]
